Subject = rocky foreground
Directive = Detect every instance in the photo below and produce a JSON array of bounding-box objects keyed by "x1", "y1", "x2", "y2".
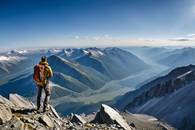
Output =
[{"x1": 0, "y1": 94, "x2": 175, "y2": 130}]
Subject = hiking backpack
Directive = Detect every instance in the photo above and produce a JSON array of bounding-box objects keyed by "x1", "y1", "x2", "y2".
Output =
[{"x1": 33, "y1": 64, "x2": 46, "y2": 83}]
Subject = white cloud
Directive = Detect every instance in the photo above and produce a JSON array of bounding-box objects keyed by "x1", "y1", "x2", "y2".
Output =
[
  {"x1": 65, "y1": 34, "x2": 195, "y2": 47},
  {"x1": 103, "y1": 34, "x2": 110, "y2": 39},
  {"x1": 72, "y1": 34, "x2": 113, "y2": 42},
  {"x1": 93, "y1": 36, "x2": 100, "y2": 41},
  {"x1": 74, "y1": 35, "x2": 80, "y2": 39},
  {"x1": 34, "y1": 34, "x2": 195, "y2": 47},
  {"x1": 169, "y1": 37, "x2": 191, "y2": 41},
  {"x1": 169, "y1": 34, "x2": 195, "y2": 42},
  {"x1": 187, "y1": 34, "x2": 195, "y2": 37}
]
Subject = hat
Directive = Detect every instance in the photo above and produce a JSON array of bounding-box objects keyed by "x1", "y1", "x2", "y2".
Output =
[{"x1": 41, "y1": 56, "x2": 47, "y2": 62}]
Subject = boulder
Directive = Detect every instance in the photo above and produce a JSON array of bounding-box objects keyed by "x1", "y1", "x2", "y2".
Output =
[
  {"x1": 35, "y1": 126, "x2": 47, "y2": 130},
  {"x1": 94, "y1": 104, "x2": 133, "y2": 130},
  {"x1": 23, "y1": 123, "x2": 37, "y2": 130},
  {"x1": 49, "y1": 105, "x2": 61, "y2": 119},
  {"x1": 39, "y1": 114, "x2": 54, "y2": 128},
  {"x1": 70, "y1": 114, "x2": 87, "y2": 124},
  {"x1": 10, "y1": 117, "x2": 24, "y2": 129},
  {"x1": 20, "y1": 116, "x2": 35, "y2": 124},
  {"x1": 0, "y1": 95, "x2": 15, "y2": 108},
  {"x1": 9, "y1": 94, "x2": 35, "y2": 109},
  {"x1": 0, "y1": 103, "x2": 12, "y2": 124}
]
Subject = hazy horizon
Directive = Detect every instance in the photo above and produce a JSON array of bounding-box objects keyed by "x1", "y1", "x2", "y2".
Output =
[{"x1": 2, "y1": 44, "x2": 195, "y2": 53}]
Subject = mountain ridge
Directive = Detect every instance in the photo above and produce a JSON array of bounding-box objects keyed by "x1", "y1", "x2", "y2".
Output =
[{"x1": 116, "y1": 64, "x2": 195, "y2": 130}]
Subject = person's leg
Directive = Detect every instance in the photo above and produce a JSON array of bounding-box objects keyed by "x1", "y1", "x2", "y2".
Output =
[
  {"x1": 37, "y1": 86, "x2": 42, "y2": 110},
  {"x1": 43, "y1": 82, "x2": 51, "y2": 112}
]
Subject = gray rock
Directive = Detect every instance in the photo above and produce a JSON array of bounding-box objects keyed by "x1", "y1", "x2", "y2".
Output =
[
  {"x1": 10, "y1": 116, "x2": 24, "y2": 130},
  {"x1": 67, "y1": 121, "x2": 74, "y2": 127},
  {"x1": 71, "y1": 114, "x2": 87, "y2": 124},
  {"x1": 9, "y1": 94, "x2": 35, "y2": 109},
  {"x1": 0, "y1": 95, "x2": 15, "y2": 108},
  {"x1": 23, "y1": 123, "x2": 37, "y2": 130},
  {"x1": 0, "y1": 103, "x2": 12, "y2": 124},
  {"x1": 83, "y1": 114, "x2": 95, "y2": 122},
  {"x1": 20, "y1": 116, "x2": 35, "y2": 124},
  {"x1": 94, "y1": 104, "x2": 133, "y2": 130},
  {"x1": 68, "y1": 125, "x2": 75, "y2": 129},
  {"x1": 39, "y1": 114, "x2": 54, "y2": 128},
  {"x1": 49, "y1": 105, "x2": 61, "y2": 119},
  {"x1": 36, "y1": 125, "x2": 47, "y2": 130}
]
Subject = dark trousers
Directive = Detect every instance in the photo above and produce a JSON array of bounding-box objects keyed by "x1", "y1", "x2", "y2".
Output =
[{"x1": 37, "y1": 82, "x2": 51, "y2": 110}]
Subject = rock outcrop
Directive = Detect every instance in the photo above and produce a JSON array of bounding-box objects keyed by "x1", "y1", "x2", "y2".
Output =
[
  {"x1": 9, "y1": 94, "x2": 35, "y2": 109},
  {"x1": 70, "y1": 114, "x2": 87, "y2": 124},
  {"x1": 0, "y1": 103, "x2": 12, "y2": 124},
  {"x1": 0, "y1": 94, "x2": 175, "y2": 130},
  {"x1": 123, "y1": 66, "x2": 195, "y2": 111},
  {"x1": 93, "y1": 104, "x2": 134, "y2": 130},
  {"x1": 0, "y1": 94, "x2": 66, "y2": 130},
  {"x1": 0, "y1": 95, "x2": 15, "y2": 108},
  {"x1": 39, "y1": 114, "x2": 54, "y2": 128}
]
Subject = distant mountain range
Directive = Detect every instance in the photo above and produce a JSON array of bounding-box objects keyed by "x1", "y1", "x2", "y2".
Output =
[
  {"x1": 0, "y1": 49, "x2": 53, "y2": 78},
  {"x1": 127, "y1": 46, "x2": 195, "y2": 69},
  {"x1": 116, "y1": 64, "x2": 195, "y2": 130},
  {"x1": 158, "y1": 47, "x2": 195, "y2": 68},
  {"x1": 0, "y1": 47, "x2": 150, "y2": 99},
  {"x1": 124, "y1": 46, "x2": 174, "y2": 61},
  {"x1": 49, "y1": 47, "x2": 150, "y2": 93}
]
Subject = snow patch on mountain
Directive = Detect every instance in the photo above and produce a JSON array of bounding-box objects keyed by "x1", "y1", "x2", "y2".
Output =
[
  {"x1": 0, "y1": 56, "x2": 25, "y2": 62},
  {"x1": 177, "y1": 70, "x2": 193, "y2": 79},
  {"x1": 64, "y1": 49, "x2": 74, "y2": 56},
  {"x1": 7, "y1": 49, "x2": 28, "y2": 55}
]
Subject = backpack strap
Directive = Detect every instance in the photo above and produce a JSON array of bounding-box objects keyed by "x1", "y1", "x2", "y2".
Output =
[{"x1": 45, "y1": 65, "x2": 53, "y2": 79}]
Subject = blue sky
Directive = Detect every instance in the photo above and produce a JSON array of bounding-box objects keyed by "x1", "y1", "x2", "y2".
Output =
[{"x1": 1, "y1": 0, "x2": 195, "y2": 48}]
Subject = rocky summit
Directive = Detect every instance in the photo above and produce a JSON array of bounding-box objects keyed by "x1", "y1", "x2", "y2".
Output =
[{"x1": 0, "y1": 94, "x2": 175, "y2": 130}]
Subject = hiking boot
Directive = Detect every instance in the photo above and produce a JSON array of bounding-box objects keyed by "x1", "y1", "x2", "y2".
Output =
[{"x1": 36, "y1": 107, "x2": 42, "y2": 113}]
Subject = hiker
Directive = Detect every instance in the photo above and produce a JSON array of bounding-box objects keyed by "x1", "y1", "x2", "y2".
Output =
[{"x1": 33, "y1": 56, "x2": 53, "y2": 112}]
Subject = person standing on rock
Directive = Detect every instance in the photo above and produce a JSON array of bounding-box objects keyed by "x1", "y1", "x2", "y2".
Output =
[{"x1": 33, "y1": 56, "x2": 53, "y2": 112}]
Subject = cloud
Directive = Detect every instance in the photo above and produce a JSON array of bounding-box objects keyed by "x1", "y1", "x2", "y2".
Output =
[
  {"x1": 66, "y1": 35, "x2": 166, "y2": 46},
  {"x1": 70, "y1": 34, "x2": 114, "y2": 43},
  {"x1": 74, "y1": 36, "x2": 80, "y2": 39},
  {"x1": 187, "y1": 34, "x2": 195, "y2": 37},
  {"x1": 169, "y1": 34, "x2": 195, "y2": 42},
  {"x1": 7, "y1": 33, "x2": 195, "y2": 48},
  {"x1": 169, "y1": 37, "x2": 192, "y2": 41}
]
